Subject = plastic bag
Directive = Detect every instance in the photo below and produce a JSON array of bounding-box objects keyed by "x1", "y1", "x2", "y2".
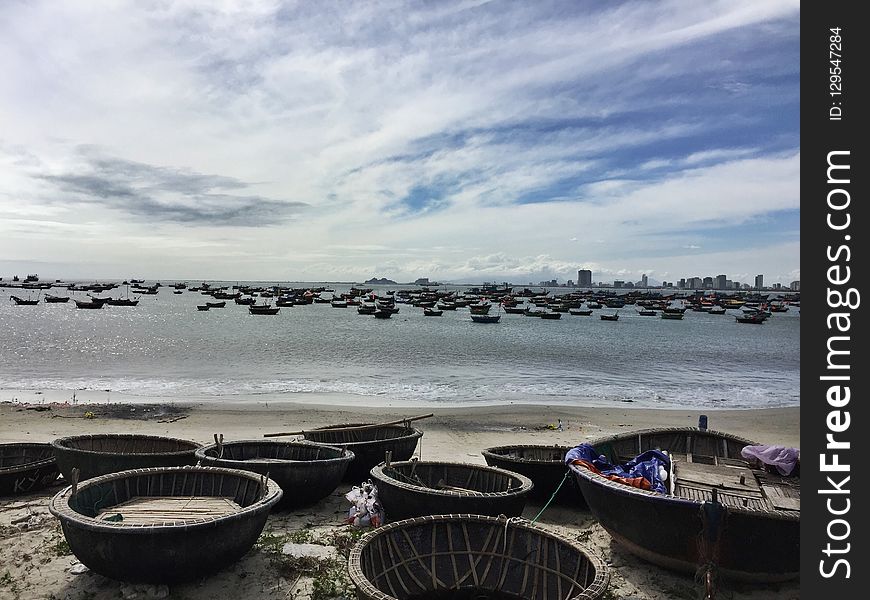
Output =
[{"x1": 344, "y1": 480, "x2": 384, "y2": 528}]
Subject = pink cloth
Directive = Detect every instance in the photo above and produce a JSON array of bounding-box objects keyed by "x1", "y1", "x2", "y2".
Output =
[{"x1": 740, "y1": 445, "x2": 800, "y2": 476}]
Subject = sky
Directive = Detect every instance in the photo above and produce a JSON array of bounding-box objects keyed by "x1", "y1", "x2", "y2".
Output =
[{"x1": 0, "y1": 0, "x2": 800, "y2": 285}]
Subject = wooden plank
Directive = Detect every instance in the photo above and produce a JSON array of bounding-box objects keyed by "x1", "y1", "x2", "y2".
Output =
[
  {"x1": 674, "y1": 462, "x2": 760, "y2": 493},
  {"x1": 97, "y1": 496, "x2": 241, "y2": 525},
  {"x1": 768, "y1": 495, "x2": 801, "y2": 511}
]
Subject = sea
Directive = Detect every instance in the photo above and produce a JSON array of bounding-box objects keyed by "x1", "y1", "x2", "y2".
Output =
[{"x1": 0, "y1": 283, "x2": 800, "y2": 410}]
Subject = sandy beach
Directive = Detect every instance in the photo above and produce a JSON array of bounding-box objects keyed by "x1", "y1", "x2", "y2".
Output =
[{"x1": 0, "y1": 396, "x2": 799, "y2": 600}]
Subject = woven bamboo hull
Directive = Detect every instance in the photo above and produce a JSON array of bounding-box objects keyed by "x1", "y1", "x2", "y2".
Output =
[
  {"x1": 349, "y1": 514, "x2": 610, "y2": 600},
  {"x1": 50, "y1": 466, "x2": 281, "y2": 583},
  {"x1": 370, "y1": 461, "x2": 532, "y2": 522},
  {"x1": 571, "y1": 427, "x2": 799, "y2": 581},
  {"x1": 0, "y1": 443, "x2": 60, "y2": 496},
  {"x1": 303, "y1": 425, "x2": 422, "y2": 481},
  {"x1": 52, "y1": 434, "x2": 201, "y2": 481},
  {"x1": 482, "y1": 445, "x2": 584, "y2": 507},
  {"x1": 195, "y1": 440, "x2": 353, "y2": 508}
]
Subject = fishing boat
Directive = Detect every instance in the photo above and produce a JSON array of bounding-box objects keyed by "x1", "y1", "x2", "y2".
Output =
[
  {"x1": 569, "y1": 308, "x2": 593, "y2": 316},
  {"x1": 49, "y1": 466, "x2": 281, "y2": 583},
  {"x1": 44, "y1": 294, "x2": 70, "y2": 303},
  {"x1": 195, "y1": 439, "x2": 353, "y2": 508},
  {"x1": 74, "y1": 299, "x2": 105, "y2": 309},
  {"x1": 369, "y1": 460, "x2": 533, "y2": 521},
  {"x1": 9, "y1": 295, "x2": 39, "y2": 305},
  {"x1": 503, "y1": 305, "x2": 526, "y2": 314},
  {"x1": 708, "y1": 306, "x2": 726, "y2": 315},
  {"x1": 196, "y1": 305, "x2": 210, "y2": 311},
  {"x1": 637, "y1": 309, "x2": 656, "y2": 316},
  {"x1": 0, "y1": 443, "x2": 60, "y2": 496},
  {"x1": 423, "y1": 307, "x2": 443, "y2": 316},
  {"x1": 373, "y1": 308, "x2": 393, "y2": 319},
  {"x1": 471, "y1": 314, "x2": 501, "y2": 323},
  {"x1": 600, "y1": 313, "x2": 619, "y2": 321},
  {"x1": 569, "y1": 427, "x2": 799, "y2": 581},
  {"x1": 106, "y1": 297, "x2": 139, "y2": 306},
  {"x1": 540, "y1": 311, "x2": 562, "y2": 319},
  {"x1": 660, "y1": 311, "x2": 683, "y2": 320},
  {"x1": 523, "y1": 308, "x2": 544, "y2": 317},
  {"x1": 736, "y1": 313, "x2": 765, "y2": 324},
  {"x1": 348, "y1": 514, "x2": 610, "y2": 600},
  {"x1": 469, "y1": 302, "x2": 492, "y2": 315},
  {"x1": 298, "y1": 422, "x2": 424, "y2": 481},
  {"x1": 482, "y1": 444, "x2": 581, "y2": 505},
  {"x1": 205, "y1": 301, "x2": 226, "y2": 308},
  {"x1": 357, "y1": 303, "x2": 377, "y2": 315},
  {"x1": 51, "y1": 434, "x2": 201, "y2": 482},
  {"x1": 249, "y1": 304, "x2": 280, "y2": 315},
  {"x1": 331, "y1": 299, "x2": 348, "y2": 308}
]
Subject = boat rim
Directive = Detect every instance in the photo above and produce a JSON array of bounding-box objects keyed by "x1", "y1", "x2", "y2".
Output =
[
  {"x1": 51, "y1": 433, "x2": 201, "y2": 457},
  {"x1": 348, "y1": 513, "x2": 610, "y2": 600},
  {"x1": 305, "y1": 424, "x2": 423, "y2": 447},
  {"x1": 370, "y1": 460, "x2": 533, "y2": 498},
  {"x1": 481, "y1": 444, "x2": 571, "y2": 464},
  {"x1": 195, "y1": 439, "x2": 355, "y2": 466},
  {"x1": 49, "y1": 465, "x2": 282, "y2": 533}
]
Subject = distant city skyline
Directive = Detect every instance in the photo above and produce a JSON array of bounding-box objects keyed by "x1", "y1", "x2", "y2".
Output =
[{"x1": 1, "y1": 2, "x2": 799, "y2": 284}]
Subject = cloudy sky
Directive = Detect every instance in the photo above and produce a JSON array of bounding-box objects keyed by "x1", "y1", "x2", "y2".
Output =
[{"x1": 0, "y1": 0, "x2": 799, "y2": 284}]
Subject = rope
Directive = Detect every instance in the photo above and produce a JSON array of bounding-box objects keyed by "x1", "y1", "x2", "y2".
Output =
[{"x1": 530, "y1": 471, "x2": 570, "y2": 523}]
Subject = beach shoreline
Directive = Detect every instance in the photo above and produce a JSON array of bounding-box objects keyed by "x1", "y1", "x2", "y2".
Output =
[{"x1": 0, "y1": 400, "x2": 799, "y2": 600}]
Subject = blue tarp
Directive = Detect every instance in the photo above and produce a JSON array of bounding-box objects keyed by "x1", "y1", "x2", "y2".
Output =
[{"x1": 566, "y1": 443, "x2": 671, "y2": 494}]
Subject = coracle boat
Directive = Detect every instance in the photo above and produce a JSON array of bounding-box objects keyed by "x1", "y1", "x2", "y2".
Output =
[
  {"x1": 569, "y1": 427, "x2": 800, "y2": 581},
  {"x1": 370, "y1": 460, "x2": 533, "y2": 521},
  {"x1": 52, "y1": 434, "x2": 201, "y2": 481},
  {"x1": 302, "y1": 423, "x2": 423, "y2": 481},
  {"x1": 349, "y1": 514, "x2": 610, "y2": 600},
  {"x1": 195, "y1": 439, "x2": 353, "y2": 508},
  {"x1": 482, "y1": 445, "x2": 581, "y2": 506},
  {"x1": 50, "y1": 466, "x2": 281, "y2": 583},
  {"x1": 0, "y1": 443, "x2": 60, "y2": 496}
]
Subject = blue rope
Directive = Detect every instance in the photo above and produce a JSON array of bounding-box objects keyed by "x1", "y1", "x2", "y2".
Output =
[{"x1": 530, "y1": 471, "x2": 570, "y2": 523}]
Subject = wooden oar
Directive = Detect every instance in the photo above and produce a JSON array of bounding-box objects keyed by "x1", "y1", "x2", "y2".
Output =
[{"x1": 263, "y1": 413, "x2": 434, "y2": 438}]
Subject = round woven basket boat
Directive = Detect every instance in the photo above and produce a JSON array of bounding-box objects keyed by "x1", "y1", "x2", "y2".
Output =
[
  {"x1": 302, "y1": 423, "x2": 423, "y2": 481},
  {"x1": 370, "y1": 460, "x2": 533, "y2": 522},
  {"x1": 0, "y1": 443, "x2": 60, "y2": 496},
  {"x1": 52, "y1": 434, "x2": 201, "y2": 481},
  {"x1": 348, "y1": 514, "x2": 610, "y2": 600},
  {"x1": 195, "y1": 439, "x2": 353, "y2": 508},
  {"x1": 49, "y1": 466, "x2": 282, "y2": 583},
  {"x1": 482, "y1": 445, "x2": 584, "y2": 506}
]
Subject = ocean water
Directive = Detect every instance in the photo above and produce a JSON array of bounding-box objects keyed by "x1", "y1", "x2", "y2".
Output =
[{"x1": 0, "y1": 284, "x2": 799, "y2": 409}]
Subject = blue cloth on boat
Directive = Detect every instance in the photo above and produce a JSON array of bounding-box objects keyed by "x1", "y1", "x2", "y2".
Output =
[{"x1": 566, "y1": 443, "x2": 670, "y2": 494}]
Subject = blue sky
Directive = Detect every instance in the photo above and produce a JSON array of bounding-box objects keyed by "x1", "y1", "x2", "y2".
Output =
[{"x1": 0, "y1": 0, "x2": 800, "y2": 284}]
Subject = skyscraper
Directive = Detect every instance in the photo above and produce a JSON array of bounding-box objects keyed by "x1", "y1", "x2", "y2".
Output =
[
  {"x1": 715, "y1": 274, "x2": 727, "y2": 290},
  {"x1": 641, "y1": 274, "x2": 648, "y2": 288},
  {"x1": 578, "y1": 269, "x2": 592, "y2": 287},
  {"x1": 755, "y1": 274, "x2": 764, "y2": 289}
]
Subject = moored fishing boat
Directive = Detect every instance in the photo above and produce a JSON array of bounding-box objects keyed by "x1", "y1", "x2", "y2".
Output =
[
  {"x1": 569, "y1": 308, "x2": 593, "y2": 316},
  {"x1": 423, "y1": 307, "x2": 443, "y2": 316},
  {"x1": 74, "y1": 299, "x2": 104, "y2": 309},
  {"x1": 49, "y1": 466, "x2": 281, "y2": 583},
  {"x1": 197, "y1": 305, "x2": 210, "y2": 311},
  {"x1": 370, "y1": 460, "x2": 533, "y2": 521},
  {"x1": 0, "y1": 443, "x2": 60, "y2": 496},
  {"x1": 736, "y1": 313, "x2": 765, "y2": 324},
  {"x1": 569, "y1": 427, "x2": 799, "y2": 581},
  {"x1": 9, "y1": 295, "x2": 39, "y2": 305},
  {"x1": 660, "y1": 311, "x2": 683, "y2": 320},
  {"x1": 471, "y1": 314, "x2": 500, "y2": 323},
  {"x1": 300, "y1": 422, "x2": 423, "y2": 481},
  {"x1": 348, "y1": 514, "x2": 610, "y2": 600},
  {"x1": 195, "y1": 439, "x2": 353, "y2": 508},
  {"x1": 482, "y1": 444, "x2": 581, "y2": 505},
  {"x1": 540, "y1": 311, "x2": 562, "y2": 319},
  {"x1": 44, "y1": 294, "x2": 70, "y2": 303},
  {"x1": 600, "y1": 313, "x2": 619, "y2": 321},
  {"x1": 249, "y1": 304, "x2": 280, "y2": 315},
  {"x1": 51, "y1": 434, "x2": 201, "y2": 481}
]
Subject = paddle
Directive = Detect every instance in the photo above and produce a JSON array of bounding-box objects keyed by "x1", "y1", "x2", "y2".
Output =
[{"x1": 263, "y1": 413, "x2": 434, "y2": 438}]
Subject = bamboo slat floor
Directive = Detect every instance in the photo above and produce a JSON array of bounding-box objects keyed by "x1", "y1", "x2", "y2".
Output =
[{"x1": 97, "y1": 496, "x2": 241, "y2": 525}]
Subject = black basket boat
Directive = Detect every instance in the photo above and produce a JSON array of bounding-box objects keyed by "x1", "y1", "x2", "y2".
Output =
[
  {"x1": 0, "y1": 443, "x2": 60, "y2": 496},
  {"x1": 482, "y1": 444, "x2": 582, "y2": 506},
  {"x1": 302, "y1": 423, "x2": 423, "y2": 481},
  {"x1": 49, "y1": 466, "x2": 282, "y2": 583},
  {"x1": 348, "y1": 514, "x2": 610, "y2": 600},
  {"x1": 52, "y1": 434, "x2": 201, "y2": 481},
  {"x1": 370, "y1": 460, "x2": 533, "y2": 521},
  {"x1": 195, "y1": 439, "x2": 353, "y2": 508},
  {"x1": 570, "y1": 427, "x2": 799, "y2": 581}
]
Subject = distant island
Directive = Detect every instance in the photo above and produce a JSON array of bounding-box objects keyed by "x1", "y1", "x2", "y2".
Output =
[{"x1": 364, "y1": 277, "x2": 397, "y2": 285}]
